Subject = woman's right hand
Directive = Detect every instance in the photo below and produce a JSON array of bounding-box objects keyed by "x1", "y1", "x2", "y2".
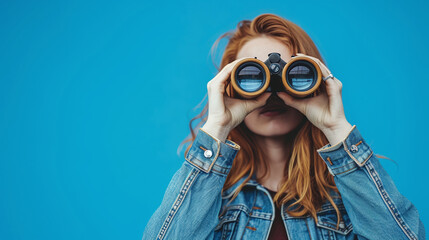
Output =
[{"x1": 201, "y1": 58, "x2": 271, "y2": 142}]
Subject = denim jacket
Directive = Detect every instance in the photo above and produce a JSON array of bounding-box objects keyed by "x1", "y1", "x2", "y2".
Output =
[{"x1": 142, "y1": 125, "x2": 425, "y2": 240}]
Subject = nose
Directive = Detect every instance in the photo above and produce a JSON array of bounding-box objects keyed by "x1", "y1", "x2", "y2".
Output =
[{"x1": 266, "y1": 92, "x2": 285, "y2": 105}]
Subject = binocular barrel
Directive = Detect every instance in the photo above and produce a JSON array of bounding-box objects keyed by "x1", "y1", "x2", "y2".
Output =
[{"x1": 230, "y1": 53, "x2": 322, "y2": 99}]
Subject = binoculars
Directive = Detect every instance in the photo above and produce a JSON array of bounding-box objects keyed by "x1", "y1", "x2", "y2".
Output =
[{"x1": 227, "y1": 52, "x2": 322, "y2": 99}]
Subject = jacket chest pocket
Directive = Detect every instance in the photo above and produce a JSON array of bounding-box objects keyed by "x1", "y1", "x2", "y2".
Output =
[
  {"x1": 315, "y1": 207, "x2": 354, "y2": 240},
  {"x1": 214, "y1": 208, "x2": 241, "y2": 240}
]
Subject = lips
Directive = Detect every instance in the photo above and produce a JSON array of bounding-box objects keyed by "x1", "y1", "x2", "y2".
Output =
[
  {"x1": 260, "y1": 104, "x2": 289, "y2": 114},
  {"x1": 260, "y1": 95, "x2": 291, "y2": 114}
]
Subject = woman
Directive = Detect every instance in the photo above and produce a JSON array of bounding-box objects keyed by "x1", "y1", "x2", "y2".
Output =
[{"x1": 142, "y1": 13, "x2": 425, "y2": 240}]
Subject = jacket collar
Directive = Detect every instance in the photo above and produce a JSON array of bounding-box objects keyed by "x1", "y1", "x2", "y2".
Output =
[
  {"x1": 221, "y1": 172, "x2": 261, "y2": 199},
  {"x1": 221, "y1": 172, "x2": 344, "y2": 212}
]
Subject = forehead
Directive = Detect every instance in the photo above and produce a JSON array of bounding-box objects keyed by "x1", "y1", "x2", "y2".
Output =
[{"x1": 236, "y1": 35, "x2": 292, "y2": 61}]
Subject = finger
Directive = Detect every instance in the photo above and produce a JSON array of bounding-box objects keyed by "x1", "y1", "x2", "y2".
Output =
[
  {"x1": 296, "y1": 53, "x2": 331, "y2": 79},
  {"x1": 243, "y1": 92, "x2": 271, "y2": 113},
  {"x1": 295, "y1": 54, "x2": 344, "y2": 110},
  {"x1": 276, "y1": 92, "x2": 308, "y2": 114},
  {"x1": 208, "y1": 57, "x2": 248, "y2": 100},
  {"x1": 211, "y1": 57, "x2": 249, "y2": 86},
  {"x1": 308, "y1": 57, "x2": 331, "y2": 79},
  {"x1": 305, "y1": 57, "x2": 343, "y2": 90},
  {"x1": 316, "y1": 61, "x2": 331, "y2": 79},
  {"x1": 324, "y1": 77, "x2": 343, "y2": 110},
  {"x1": 334, "y1": 77, "x2": 343, "y2": 89},
  {"x1": 207, "y1": 57, "x2": 250, "y2": 113}
]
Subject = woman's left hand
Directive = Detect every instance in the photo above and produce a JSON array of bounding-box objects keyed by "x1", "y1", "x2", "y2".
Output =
[{"x1": 277, "y1": 53, "x2": 353, "y2": 145}]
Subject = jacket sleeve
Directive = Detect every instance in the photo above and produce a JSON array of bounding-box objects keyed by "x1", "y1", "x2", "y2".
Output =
[
  {"x1": 317, "y1": 125, "x2": 425, "y2": 240},
  {"x1": 142, "y1": 128, "x2": 240, "y2": 240}
]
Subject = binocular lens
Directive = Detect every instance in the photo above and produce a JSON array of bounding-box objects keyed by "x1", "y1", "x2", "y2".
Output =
[
  {"x1": 286, "y1": 61, "x2": 317, "y2": 91},
  {"x1": 235, "y1": 63, "x2": 266, "y2": 92}
]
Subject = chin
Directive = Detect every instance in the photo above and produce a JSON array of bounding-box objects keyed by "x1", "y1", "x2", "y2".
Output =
[{"x1": 244, "y1": 108, "x2": 305, "y2": 137}]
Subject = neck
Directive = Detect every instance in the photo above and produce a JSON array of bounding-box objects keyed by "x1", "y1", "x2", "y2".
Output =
[{"x1": 252, "y1": 130, "x2": 298, "y2": 191}]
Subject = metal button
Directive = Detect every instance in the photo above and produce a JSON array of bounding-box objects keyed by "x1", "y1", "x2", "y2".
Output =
[
  {"x1": 350, "y1": 144, "x2": 358, "y2": 152},
  {"x1": 204, "y1": 149, "x2": 213, "y2": 158},
  {"x1": 339, "y1": 221, "x2": 345, "y2": 229}
]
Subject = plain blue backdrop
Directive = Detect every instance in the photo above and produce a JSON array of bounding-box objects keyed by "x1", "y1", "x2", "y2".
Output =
[{"x1": 1, "y1": 0, "x2": 428, "y2": 239}]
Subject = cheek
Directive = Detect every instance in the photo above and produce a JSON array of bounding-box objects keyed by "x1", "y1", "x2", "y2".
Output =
[{"x1": 243, "y1": 110, "x2": 259, "y2": 126}]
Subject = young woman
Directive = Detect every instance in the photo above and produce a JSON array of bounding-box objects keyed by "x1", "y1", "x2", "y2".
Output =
[{"x1": 142, "y1": 14, "x2": 425, "y2": 240}]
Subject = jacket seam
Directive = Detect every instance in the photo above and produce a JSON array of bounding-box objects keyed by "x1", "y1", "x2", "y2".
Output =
[
  {"x1": 185, "y1": 144, "x2": 220, "y2": 173},
  {"x1": 225, "y1": 140, "x2": 241, "y2": 150},
  {"x1": 156, "y1": 168, "x2": 200, "y2": 240},
  {"x1": 305, "y1": 219, "x2": 313, "y2": 240},
  {"x1": 365, "y1": 160, "x2": 417, "y2": 240},
  {"x1": 211, "y1": 166, "x2": 230, "y2": 177},
  {"x1": 330, "y1": 161, "x2": 356, "y2": 171},
  {"x1": 186, "y1": 156, "x2": 229, "y2": 176}
]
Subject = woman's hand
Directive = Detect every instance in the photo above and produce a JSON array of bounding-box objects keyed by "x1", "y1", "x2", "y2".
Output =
[
  {"x1": 201, "y1": 58, "x2": 271, "y2": 142},
  {"x1": 277, "y1": 53, "x2": 353, "y2": 145}
]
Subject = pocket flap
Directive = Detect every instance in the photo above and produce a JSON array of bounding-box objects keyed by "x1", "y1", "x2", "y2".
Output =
[
  {"x1": 214, "y1": 208, "x2": 241, "y2": 231},
  {"x1": 316, "y1": 206, "x2": 353, "y2": 235}
]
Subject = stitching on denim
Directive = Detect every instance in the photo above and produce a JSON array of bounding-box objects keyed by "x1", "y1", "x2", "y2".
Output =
[
  {"x1": 347, "y1": 148, "x2": 372, "y2": 167},
  {"x1": 185, "y1": 149, "x2": 219, "y2": 173},
  {"x1": 198, "y1": 128, "x2": 221, "y2": 172},
  {"x1": 305, "y1": 219, "x2": 313, "y2": 240},
  {"x1": 211, "y1": 167, "x2": 224, "y2": 175},
  {"x1": 365, "y1": 161, "x2": 417, "y2": 240},
  {"x1": 215, "y1": 209, "x2": 240, "y2": 230},
  {"x1": 318, "y1": 204, "x2": 346, "y2": 213},
  {"x1": 188, "y1": 157, "x2": 204, "y2": 168},
  {"x1": 238, "y1": 190, "x2": 257, "y2": 239},
  {"x1": 186, "y1": 155, "x2": 214, "y2": 174},
  {"x1": 343, "y1": 140, "x2": 373, "y2": 167},
  {"x1": 316, "y1": 222, "x2": 353, "y2": 235},
  {"x1": 222, "y1": 204, "x2": 251, "y2": 216},
  {"x1": 211, "y1": 164, "x2": 230, "y2": 176},
  {"x1": 248, "y1": 211, "x2": 271, "y2": 220},
  {"x1": 185, "y1": 154, "x2": 208, "y2": 173},
  {"x1": 156, "y1": 168, "x2": 200, "y2": 240},
  {"x1": 211, "y1": 159, "x2": 231, "y2": 176},
  {"x1": 225, "y1": 140, "x2": 241, "y2": 150},
  {"x1": 330, "y1": 161, "x2": 356, "y2": 171},
  {"x1": 335, "y1": 166, "x2": 357, "y2": 175},
  {"x1": 213, "y1": 163, "x2": 229, "y2": 170}
]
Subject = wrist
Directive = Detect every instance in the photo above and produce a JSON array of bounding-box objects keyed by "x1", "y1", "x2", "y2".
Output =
[
  {"x1": 321, "y1": 120, "x2": 353, "y2": 146},
  {"x1": 201, "y1": 121, "x2": 232, "y2": 143}
]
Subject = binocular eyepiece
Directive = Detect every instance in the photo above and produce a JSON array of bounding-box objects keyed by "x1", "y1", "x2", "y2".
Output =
[{"x1": 229, "y1": 52, "x2": 322, "y2": 99}]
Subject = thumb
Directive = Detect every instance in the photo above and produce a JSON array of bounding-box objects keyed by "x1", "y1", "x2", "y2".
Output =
[
  {"x1": 277, "y1": 92, "x2": 306, "y2": 114},
  {"x1": 244, "y1": 92, "x2": 271, "y2": 112}
]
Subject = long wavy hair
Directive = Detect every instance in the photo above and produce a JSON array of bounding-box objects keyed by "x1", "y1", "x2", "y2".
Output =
[{"x1": 180, "y1": 13, "x2": 343, "y2": 227}]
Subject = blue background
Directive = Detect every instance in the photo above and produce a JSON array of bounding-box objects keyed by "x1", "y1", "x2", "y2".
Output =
[{"x1": 1, "y1": 0, "x2": 428, "y2": 239}]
